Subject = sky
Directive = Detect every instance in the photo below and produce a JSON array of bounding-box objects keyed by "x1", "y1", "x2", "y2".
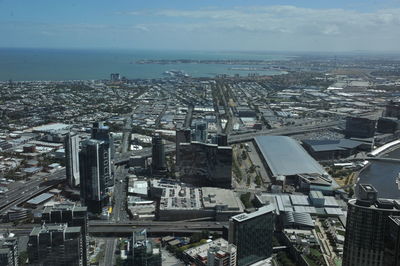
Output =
[{"x1": 1, "y1": 0, "x2": 400, "y2": 52}]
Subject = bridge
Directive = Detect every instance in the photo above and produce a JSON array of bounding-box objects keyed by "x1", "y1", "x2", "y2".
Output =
[
  {"x1": 352, "y1": 157, "x2": 400, "y2": 163},
  {"x1": 0, "y1": 220, "x2": 228, "y2": 237}
]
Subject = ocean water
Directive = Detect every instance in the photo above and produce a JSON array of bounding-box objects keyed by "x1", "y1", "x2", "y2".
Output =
[{"x1": 0, "y1": 48, "x2": 289, "y2": 81}]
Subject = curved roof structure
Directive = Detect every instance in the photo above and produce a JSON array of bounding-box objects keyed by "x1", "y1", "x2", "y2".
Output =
[{"x1": 254, "y1": 136, "x2": 328, "y2": 177}]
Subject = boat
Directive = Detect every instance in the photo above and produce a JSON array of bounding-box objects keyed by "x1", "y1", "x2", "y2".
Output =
[{"x1": 163, "y1": 70, "x2": 190, "y2": 78}]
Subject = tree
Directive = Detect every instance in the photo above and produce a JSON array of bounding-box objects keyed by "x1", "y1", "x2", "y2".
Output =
[
  {"x1": 241, "y1": 150, "x2": 247, "y2": 160},
  {"x1": 19, "y1": 251, "x2": 28, "y2": 266}
]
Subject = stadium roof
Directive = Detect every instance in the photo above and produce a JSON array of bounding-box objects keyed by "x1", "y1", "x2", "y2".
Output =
[{"x1": 254, "y1": 136, "x2": 327, "y2": 177}]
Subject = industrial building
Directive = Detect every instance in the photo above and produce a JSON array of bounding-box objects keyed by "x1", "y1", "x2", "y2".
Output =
[{"x1": 343, "y1": 184, "x2": 400, "y2": 266}]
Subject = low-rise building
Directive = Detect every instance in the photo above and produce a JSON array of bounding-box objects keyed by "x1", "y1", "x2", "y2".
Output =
[
  {"x1": 149, "y1": 180, "x2": 243, "y2": 221},
  {"x1": 183, "y1": 238, "x2": 237, "y2": 266}
]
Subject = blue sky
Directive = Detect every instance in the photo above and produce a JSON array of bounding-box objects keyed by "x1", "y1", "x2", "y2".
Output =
[{"x1": 1, "y1": 0, "x2": 400, "y2": 51}]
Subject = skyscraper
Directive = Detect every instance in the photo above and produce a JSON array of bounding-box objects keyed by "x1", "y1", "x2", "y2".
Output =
[
  {"x1": 343, "y1": 184, "x2": 400, "y2": 266},
  {"x1": 27, "y1": 224, "x2": 83, "y2": 266},
  {"x1": 79, "y1": 139, "x2": 110, "y2": 213},
  {"x1": 151, "y1": 134, "x2": 166, "y2": 172},
  {"x1": 345, "y1": 116, "x2": 376, "y2": 138},
  {"x1": 129, "y1": 230, "x2": 161, "y2": 266},
  {"x1": 0, "y1": 232, "x2": 18, "y2": 266},
  {"x1": 65, "y1": 132, "x2": 80, "y2": 187},
  {"x1": 193, "y1": 121, "x2": 208, "y2": 143},
  {"x1": 110, "y1": 73, "x2": 121, "y2": 82},
  {"x1": 42, "y1": 204, "x2": 88, "y2": 266},
  {"x1": 176, "y1": 128, "x2": 191, "y2": 164},
  {"x1": 178, "y1": 141, "x2": 232, "y2": 188},
  {"x1": 91, "y1": 122, "x2": 114, "y2": 187},
  {"x1": 215, "y1": 133, "x2": 228, "y2": 146},
  {"x1": 228, "y1": 205, "x2": 275, "y2": 266},
  {"x1": 91, "y1": 122, "x2": 110, "y2": 142},
  {"x1": 384, "y1": 216, "x2": 400, "y2": 266}
]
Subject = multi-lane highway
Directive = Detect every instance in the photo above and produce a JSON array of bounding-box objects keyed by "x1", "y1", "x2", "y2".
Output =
[
  {"x1": 89, "y1": 220, "x2": 227, "y2": 235},
  {"x1": 0, "y1": 169, "x2": 65, "y2": 213},
  {"x1": 227, "y1": 120, "x2": 341, "y2": 143},
  {"x1": 112, "y1": 165, "x2": 129, "y2": 222},
  {"x1": 0, "y1": 220, "x2": 227, "y2": 237},
  {"x1": 101, "y1": 238, "x2": 117, "y2": 266}
]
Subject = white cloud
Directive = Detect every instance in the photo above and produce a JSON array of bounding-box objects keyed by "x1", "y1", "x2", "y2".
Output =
[
  {"x1": 125, "y1": 5, "x2": 400, "y2": 36},
  {"x1": 2, "y1": 5, "x2": 400, "y2": 51}
]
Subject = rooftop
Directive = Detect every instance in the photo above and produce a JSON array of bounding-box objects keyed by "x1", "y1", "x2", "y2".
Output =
[
  {"x1": 43, "y1": 203, "x2": 87, "y2": 213},
  {"x1": 202, "y1": 187, "x2": 244, "y2": 212},
  {"x1": 389, "y1": 216, "x2": 400, "y2": 226},
  {"x1": 303, "y1": 139, "x2": 364, "y2": 152},
  {"x1": 129, "y1": 180, "x2": 148, "y2": 196},
  {"x1": 31, "y1": 123, "x2": 71, "y2": 133},
  {"x1": 231, "y1": 204, "x2": 275, "y2": 223},
  {"x1": 26, "y1": 193, "x2": 53, "y2": 205},
  {"x1": 285, "y1": 212, "x2": 314, "y2": 227},
  {"x1": 151, "y1": 180, "x2": 202, "y2": 210},
  {"x1": 254, "y1": 136, "x2": 327, "y2": 177},
  {"x1": 184, "y1": 238, "x2": 233, "y2": 259}
]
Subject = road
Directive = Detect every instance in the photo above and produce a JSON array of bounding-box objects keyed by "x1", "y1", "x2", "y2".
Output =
[
  {"x1": 228, "y1": 120, "x2": 340, "y2": 143},
  {"x1": 0, "y1": 220, "x2": 227, "y2": 238},
  {"x1": 101, "y1": 238, "x2": 117, "y2": 266},
  {"x1": 89, "y1": 221, "x2": 227, "y2": 235},
  {"x1": 112, "y1": 166, "x2": 128, "y2": 222},
  {"x1": 0, "y1": 169, "x2": 65, "y2": 213},
  {"x1": 184, "y1": 105, "x2": 193, "y2": 128},
  {"x1": 120, "y1": 116, "x2": 132, "y2": 154}
]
